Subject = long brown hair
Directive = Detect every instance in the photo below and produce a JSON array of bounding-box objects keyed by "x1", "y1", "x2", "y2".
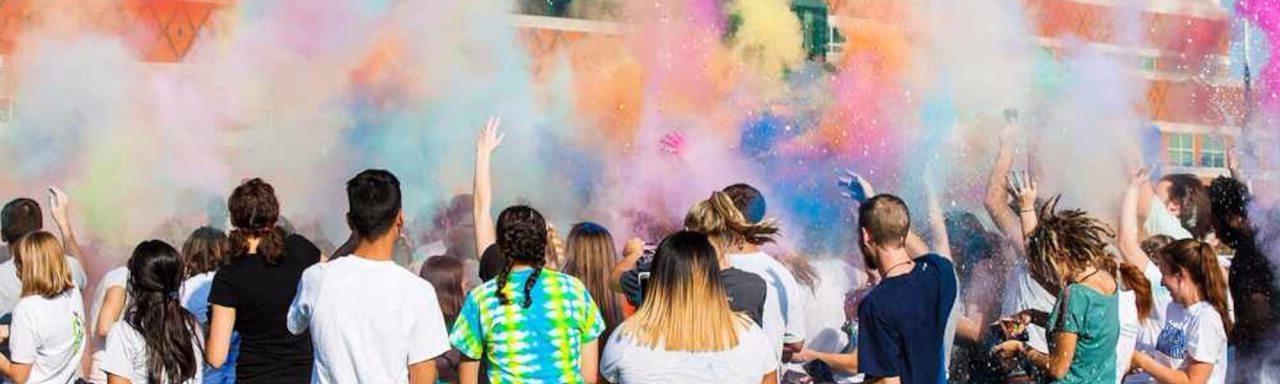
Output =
[
  {"x1": 228, "y1": 178, "x2": 287, "y2": 265},
  {"x1": 1155, "y1": 239, "x2": 1234, "y2": 337},
  {"x1": 420, "y1": 256, "x2": 466, "y2": 327},
  {"x1": 622, "y1": 231, "x2": 747, "y2": 351},
  {"x1": 182, "y1": 227, "x2": 230, "y2": 277},
  {"x1": 14, "y1": 231, "x2": 74, "y2": 298},
  {"x1": 684, "y1": 191, "x2": 779, "y2": 252},
  {"x1": 561, "y1": 223, "x2": 626, "y2": 337},
  {"x1": 1160, "y1": 174, "x2": 1215, "y2": 240}
]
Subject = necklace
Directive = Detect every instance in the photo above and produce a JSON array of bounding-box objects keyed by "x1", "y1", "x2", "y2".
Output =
[{"x1": 883, "y1": 259, "x2": 915, "y2": 276}]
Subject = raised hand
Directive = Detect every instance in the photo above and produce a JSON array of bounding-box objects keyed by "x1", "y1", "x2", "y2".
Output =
[
  {"x1": 48, "y1": 187, "x2": 70, "y2": 225},
  {"x1": 477, "y1": 116, "x2": 504, "y2": 155},
  {"x1": 837, "y1": 169, "x2": 874, "y2": 204},
  {"x1": 1129, "y1": 167, "x2": 1150, "y2": 187},
  {"x1": 1005, "y1": 171, "x2": 1037, "y2": 212},
  {"x1": 659, "y1": 131, "x2": 686, "y2": 157}
]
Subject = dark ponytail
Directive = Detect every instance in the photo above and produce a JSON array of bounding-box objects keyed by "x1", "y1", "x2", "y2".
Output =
[
  {"x1": 1156, "y1": 239, "x2": 1234, "y2": 338},
  {"x1": 126, "y1": 240, "x2": 201, "y2": 384},
  {"x1": 494, "y1": 206, "x2": 548, "y2": 308},
  {"x1": 228, "y1": 178, "x2": 287, "y2": 265}
]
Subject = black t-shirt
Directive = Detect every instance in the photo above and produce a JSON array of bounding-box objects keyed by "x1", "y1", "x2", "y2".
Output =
[
  {"x1": 209, "y1": 234, "x2": 321, "y2": 383},
  {"x1": 621, "y1": 266, "x2": 766, "y2": 326}
]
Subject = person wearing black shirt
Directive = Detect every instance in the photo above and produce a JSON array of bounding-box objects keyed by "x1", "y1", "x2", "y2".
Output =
[{"x1": 205, "y1": 178, "x2": 320, "y2": 383}]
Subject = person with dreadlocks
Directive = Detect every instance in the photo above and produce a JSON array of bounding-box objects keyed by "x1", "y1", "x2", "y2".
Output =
[
  {"x1": 993, "y1": 198, "x2": 1144, "y2": 384},
  {"x1": 451, "y1": 117, "x2": 605, "y2": 384}
]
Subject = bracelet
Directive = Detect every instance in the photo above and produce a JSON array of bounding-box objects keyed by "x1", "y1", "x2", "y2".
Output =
[{"x1": 1018, "y1": 209, "x2": 1034, "y2": 214}]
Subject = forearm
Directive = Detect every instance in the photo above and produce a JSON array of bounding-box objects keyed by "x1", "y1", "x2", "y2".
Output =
[
  {"x1": 473, "y1": 152, "x2": 496, "y2": 256},
  {"x1": 1120, "y1": 185, "x2": 1150, "y2": 270},
  {"x1": 1133, "y1": 352, "x2": 1190, "y2": 384},
  {"x1": 54, "y1": 214, "x2": 84, "y2": 261},
  {"x1": 813, "y1": 350, "x2": 858, "y2": 373},
  {"x1": 985, "y1": 144, "x2": 1024, "y2": 251},
  {"x1": 609, "y1": 248, "x2": 642, "y2": 292}
]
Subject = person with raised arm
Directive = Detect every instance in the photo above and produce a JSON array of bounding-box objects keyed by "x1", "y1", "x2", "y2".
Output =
[
  {"x1": 1128, "y1": 240, "x2": 1232, "y2": 384},
  {"x1": 0, "y1": 189, "x2": 89, "y2": 318}
]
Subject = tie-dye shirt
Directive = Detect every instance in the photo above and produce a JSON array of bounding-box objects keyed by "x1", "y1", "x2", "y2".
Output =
[{"x1": 450, "y1": 268, "x2": 605, "y2": 384}]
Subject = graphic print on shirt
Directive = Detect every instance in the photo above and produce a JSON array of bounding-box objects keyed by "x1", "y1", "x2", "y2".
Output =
[{"x1": 1156, "y1": 325, "x2": 1187, "y2": 359}]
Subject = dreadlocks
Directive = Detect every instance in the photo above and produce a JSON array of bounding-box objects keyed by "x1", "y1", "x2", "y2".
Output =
[{"x1": 1025, "y1": 196, "x2": 1115, "y2": 296}]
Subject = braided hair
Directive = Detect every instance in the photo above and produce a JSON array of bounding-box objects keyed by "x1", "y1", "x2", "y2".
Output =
[{"x1": 494, "y1": 206, "x2": 548, "y2": 308}]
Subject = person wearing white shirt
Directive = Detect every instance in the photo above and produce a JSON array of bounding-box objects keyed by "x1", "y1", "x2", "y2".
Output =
[
  {"x1": 177, "y1": 227, "x2": 236, "y2": 384},
  {"x1": 1130, "y1": 240, "x2": 1232, "y2": 384},
  {"x1": 0, "y1": 231, "x2": 87, "y2": 384},
  {"x1": 288, "y1": 169, "x2": 450, "y2": 384},
  {"x1": 0, "y1": 193, "x2": 90, "y2": 319},
  {"x1": 601, "y1": 231, "x2": 777, "y2": 384},
  {"x1": 102, "y1": 240, "x2": 205, "y2": 384}
]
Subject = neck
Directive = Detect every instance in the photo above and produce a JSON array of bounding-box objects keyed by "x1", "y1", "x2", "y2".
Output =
[
  {"x1": 875, "y1": 247, "x2": 914, "y2": 277},
  {"x1": 247, "y1": 237, "x2": 261, "y2": 254},
  {"x1": 1179, "y1": 287, "x2": 1204, "y2": 306},
  {"x1": 352, "y1": 234, "x2": 397, "y2": 262},
  {"x1": 738, "y1": 243, "x2": 760, "y2": 253}
]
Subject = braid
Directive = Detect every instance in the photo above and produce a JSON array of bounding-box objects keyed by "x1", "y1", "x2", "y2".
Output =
[
  {"x1": 495, "y1": 258, "x2": 514, "y2": 306},
  {"x1": 521, "y1": 261, "x2": 544, "y2": 309}
]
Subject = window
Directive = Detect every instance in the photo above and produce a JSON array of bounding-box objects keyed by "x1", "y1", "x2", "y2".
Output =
[
  {"x1": 1200, "y1": 135, "x2": 1226, "y2": 168},
  {"x1": 1168, "y1": 133, "x2": 1195, "y2": 167}
]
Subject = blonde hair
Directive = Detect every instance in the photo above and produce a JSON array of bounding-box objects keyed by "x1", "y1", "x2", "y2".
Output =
[
  {"x1": 622, "y1": 231, "x2": 748, "y2": 351},
  {"x1": 684, "y1": 191, "x2": 779, "y2": 251},
  {"x1": 15, "y1": 231, "x2": 74, "y2": 298}
]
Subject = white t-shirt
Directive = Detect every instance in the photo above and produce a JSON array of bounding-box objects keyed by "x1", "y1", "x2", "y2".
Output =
[
  {"x1": 600, "y1": 321, "x2": 777, "y2": 384},
  {"x1": 1154, "y1": 302, "x2": 1228, "y2": 384},
  {"x1": 1116, "y1": 290, "x2": 1140, "y2": 384},
  {"x1": 101, "y1": 321, "x2": 203, "y2": 384},
  {"x1": 1000, "y1": 261, "x2": 1056, "y2": 352},
  {"x1": 9, "y1": 289, "x2": 87, "y2": 384},
  {"x1": 1145, "y1": 203, "x2": 1193, "y2": 240},
  {"x1": 1123, "y1": 264, "x2": 1169, "y2": 384},
  {"x1": 0, "y1": 255, "x2": 88, "y2": 317},
  {"x1": 728, "y1": 252, "x2": 807, "y2": 355},
  {"x1": 287, "y1": 255, "x2": 451, "y2": 384}
]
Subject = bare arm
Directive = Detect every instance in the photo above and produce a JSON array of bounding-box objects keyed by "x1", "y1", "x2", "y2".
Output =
[
  {"x1": 609, "y1": 238, "x2": 644, "y2": 292},
  {"x1": 205, "y1": 305, "x2": 236, "y2": 368},
  {"x1": 1120, "y1": 169, "x2": 1152, "y2": 271},
  {"x1": 1132, "y1": 351, "x2": 1215, "y2": 384},
  {"x1": 580, "y1": 339, "x2": 599, "y2": 384},
  {"x1": 96, "y1": 286, "x2": 127, "y2": 338},
  {"x1": 107, "y1": 374, "x2": 133, "y2": 384},
  {"x1": 1008, "y1": 171, "x2": 1039, "y2": 238},
  {"x1": 797, "y1": 349, "x2": 858, "y2": 373},
  {"x1": 48, "y1": 188, "x2": 85, "y2": 263},
  {"x1": 473, "y1": 117, "x2": 503, "y2": 258},
  {"x1": 925, "y1": 179, "x2": 950, "y2": 260},
  {"x1": 408, "y1": 359, "x2": 439, "y2": 384},
  {"x1": 459, "y1": 359, "x2": 480, "y2": 384},
  {"x1": 0, "y1": 356, "x2": 31, "y2": 384},
  {"x1": 906, "y1": 232, "x2": 930, "y2": 257},
  {"x1": 760, "y1": 370, "x2": 779, "y2": 384},
  {"x1": 1027, "y1": 331, "x2": 1078, "y2": 380},
  {"x1": 985, "y1": 117, "x2": 1025, "y2": 253}
]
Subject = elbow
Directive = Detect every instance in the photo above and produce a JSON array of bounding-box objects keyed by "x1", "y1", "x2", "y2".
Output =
[
  {"x1": 205, "y1": 349, "x2": 226, "y2": 369},
  {"x1": 96, "y1": 323, "x2": 112, "y2": 339}
]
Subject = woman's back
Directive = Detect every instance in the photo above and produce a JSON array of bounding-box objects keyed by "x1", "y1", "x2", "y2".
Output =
[
  {"x1": 208, "y1": 234, "x2": 319, "y2": 382},
  {"x1": 600, "y1": 319, "x2": 775, "y2": 384},
  {"x1": 1049, "y1": 278, "x2": 1120, "y2": 384},
  {"x1": 10, "y1": 289, "x2": 86, "y2": 384},
  {"x1": 450, "y1": 268, "x2": 604, "y2": 383}
]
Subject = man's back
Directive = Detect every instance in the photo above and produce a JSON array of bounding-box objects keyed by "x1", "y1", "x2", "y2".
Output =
[
  {"x1": 729, "y1": 252, "x2": 807, "y2": 356},
  {"x1": 289, "y1": 256, "x2": 450, "y2": 384},
  {"x1": 857, "y1": 254, "x2": 957, "y2": 384}
]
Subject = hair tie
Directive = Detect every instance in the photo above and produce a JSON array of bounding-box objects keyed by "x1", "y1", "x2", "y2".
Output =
[{"x1": 167, "y1": 290, "x2": 180, "y2": 300}]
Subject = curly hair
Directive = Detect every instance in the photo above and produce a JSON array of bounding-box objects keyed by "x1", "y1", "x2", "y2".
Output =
[
  {"x1": 1025, "y1": 196, "x2": 1115, "y2": 295},
  {"x1": 227, "y1": 178, "x2": 286, "y2": 265},
  {"x1": 494, "y1": 205, "x2": 548, "y2": 308},
  {"x1": 1208, "y1": 176, "x2": 1252, "y2": 248}
]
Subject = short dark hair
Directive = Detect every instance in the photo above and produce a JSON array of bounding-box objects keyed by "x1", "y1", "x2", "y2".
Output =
[
  {"x1": 2, "y1": 198, "x2": 42, "y2": 244},
  {"x1": 722, "y1": 183, "x2": 766, "y2": 224},
  {"x1": 346, "y1": 169, "x2": 403, "y2": 241},
  {"x1": 857, "y1": 194, "x2": 910, "y2": 248}
]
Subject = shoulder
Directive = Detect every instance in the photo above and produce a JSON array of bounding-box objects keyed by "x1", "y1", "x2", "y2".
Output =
[
  {"x1": 544, "y1": 269, "x2": 586, "y2": 290},
  {"x1": 919, "y1": 253, "x2": 955, "y2": 272},
  {"x1": 285, "y1": 234, "x2": 321, "y2": 259},
  {"x1": 105, "y1": 266, "x2": 130, "y2": 286},
  {"x1": 1189, "y1": 303, "x2": 1225, "y2": 329},
  {"x1": 722, "y1": 268, "x2": 767, "y2": 288}
]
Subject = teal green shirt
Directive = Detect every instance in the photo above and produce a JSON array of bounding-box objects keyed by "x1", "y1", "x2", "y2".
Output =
[
  {"x1": 1047, "y1": 283, "x2": 1120, "y2": 384},
  {"x1": 449, "y1": 268, "x2": 605, "y2": 384}
]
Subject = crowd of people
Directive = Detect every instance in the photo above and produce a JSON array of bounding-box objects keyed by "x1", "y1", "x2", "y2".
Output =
[{"x1": 0, "y1": 115, "x2": 1274, "y2": 384}]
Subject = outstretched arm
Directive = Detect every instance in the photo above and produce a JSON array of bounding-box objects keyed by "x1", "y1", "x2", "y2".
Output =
[
  {"x1": 48, "y1": 188, "x2": 85, "y2": 262},
  {"x1": 925, "y1": 177, "x2": 950, "y2": 260},
  {"x1": 1120, "y1": 169, "x2": 1152, "y2": 271},
  {"x1": 984, "y1": 118, "x2": 1025, "y2": 253},
  {"x1": 473, "y1": 117, "x2": 503, "y2": 257},
  {"x1": 1008, "y1": 171, "x2": 1039, "y2": 238}
]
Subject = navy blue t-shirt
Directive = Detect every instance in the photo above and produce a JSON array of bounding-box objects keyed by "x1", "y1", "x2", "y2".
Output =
[{"x1": 857, "y1": 254, "x2": 958, "y2": 384}]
